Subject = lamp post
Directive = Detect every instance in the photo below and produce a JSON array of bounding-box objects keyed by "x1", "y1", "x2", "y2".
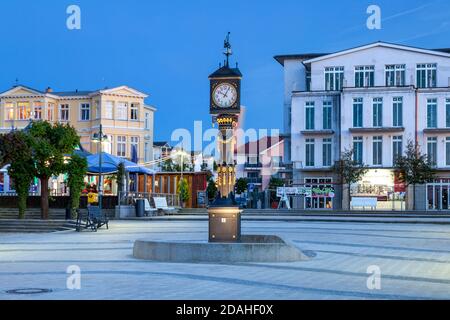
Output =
[{"x1": 92, "y1": 124, "x2": 108, "y2": 210}]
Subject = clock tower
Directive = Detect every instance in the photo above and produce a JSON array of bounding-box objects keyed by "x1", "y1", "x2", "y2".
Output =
[{"x1": 208, "y1": 33, "x2": 243, "y2": 243}]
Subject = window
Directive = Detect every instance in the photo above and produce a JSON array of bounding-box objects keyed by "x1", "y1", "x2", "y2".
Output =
[
  {"x1": 427, "y1": 98, "x2": 437, "y2": 128},
  {"x1": 322, "y1": 138, "x2": 332, "y2": 167},
  {"x1": 59, "y1": 104, "x2": 69, "y2": 122},
  {"x1": 305, "y1": 102, "x2": 315, "y2": 130},
  {"x1": 393, "y1": 136, "x2": 403, "y2": 164},
  {"x1": 80, "y1": 103, "x2": 90, "y2": 121},
  {"x1": 305, "y1": 139, "x2": 315, "y2": 167},
  {"x1": 355, "y1": 66, "x2": 375, "y2": 87},
  {"x1": 386, "y1": 65, "x2": 406, "y2": 86},
  {"x1": 373, "y1": 136, "x2": 383, "y2": 166},
  {"x1": 93, "y1": 101, "x2": 100, "y2": 119},
  {"x1": 144, "y1": 142, "x2": 150, "y2": 162},
  {"x1": 117, "y1": 136, "x2": 127, "y2": 157},
  {"x1": 427, "y1": 137, "x2": 437, "y2": 166},
  {"x1": 33, "y1": 102, "x2": 43, "y2": 120},
  {"x1": 323, "y1": 101, "x2": 332, "y2": 129},
  {"x1": 373, "y1": 98, "x2": 383, "y2": 127},
  {"x1": 47, "y1": 103, "x2": 55, "y2": 121},
  {"x1": 353, "y1": 137, "x2": 363, "y2": 165},
  {"x1": 446, "y1": 99, "x2": 450, "y2": 128},
  {"x1": 417, "y1": 63, "x2": 437, "y2": 88},
  {"x1": 130, "y1": 103, "x2": 139, "y2": 120},
  {"x1": 116, "y1": 102, "x2": 128, "y2": 120},
  {"x1": 393, "y1": 97, "x2": 403, "y2": 127},
  {"x1": 17, "y1": 102, "x2": 31, "y2": 120},
  {"x1": 446, "y1": 137, "x2": 450, "y2": 166},
  {"x1": 104, "y1": 135, "x2": 113, "y2": 154},
  {"x1": 130, "y1": 136, "x2": 139, "y2": 160},
  {"x1": 105, "y1": 101, "x2": 113, "y2": 119},
  {"x1": 353, "y1": 98, "x2": 363, "y2": 127},
  {"x1": 325, "y1": 66, "x2": 344, "y2": 91},
  {"x1": 145, "y1": 112, "x2": 150, "y2": 130},
  {"x1": 5, "y1": 102, "x2": 14, "y2": 120}
]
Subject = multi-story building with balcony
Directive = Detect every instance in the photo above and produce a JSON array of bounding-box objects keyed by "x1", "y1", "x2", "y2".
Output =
[
  {"x1": 0, "y1": 84, "x2": 155, "y2": 163},
  {"x1": 275, "y1": 42, "x2": 450, "y2": 210},
  {"x1": 235, "y1": 136, "x2": 288, "y2": 191}
]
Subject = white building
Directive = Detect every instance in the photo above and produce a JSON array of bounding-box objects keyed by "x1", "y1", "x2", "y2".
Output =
[{"x1": 275, "y1": 42, "x2": 450, "y2": 210}]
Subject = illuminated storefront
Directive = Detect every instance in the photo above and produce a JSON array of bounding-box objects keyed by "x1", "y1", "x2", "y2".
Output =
[
  {"x1": 304, "y1": 178, "x2": 334, "y2": 210},
  {"x1": 351, "y1": 169, "x2": 405, "y2": 211}
]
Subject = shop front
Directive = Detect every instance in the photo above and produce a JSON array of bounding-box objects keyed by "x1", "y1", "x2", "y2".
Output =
[
  {"x1": 351, "y1": 169, "x2": 405, "y2": 211},
  {"x1": 426, "y1": 179, "x2": 450, "y2": 211}
]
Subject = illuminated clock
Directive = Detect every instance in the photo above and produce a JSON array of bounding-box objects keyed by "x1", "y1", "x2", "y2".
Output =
[{"x1": 213, "y1": 83, "x2": 237, "y2": 108}]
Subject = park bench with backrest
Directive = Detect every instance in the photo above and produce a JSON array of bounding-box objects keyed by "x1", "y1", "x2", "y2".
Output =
[
  {"x1": 153, "y1": 197, "x2": 178, "y2": 214},
  {"x1": 76, "y1": 206, "x2": 109, "y2": 232}
]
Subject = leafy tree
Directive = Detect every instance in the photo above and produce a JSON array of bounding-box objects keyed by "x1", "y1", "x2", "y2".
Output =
[
  {"x1": 160, "y1": 159, "x2": 176, "y2": 172},
  {"x1": 66, "y1": 154, "x2": 88, "y2": 219},
  {"x1": 235, "y1": 178, "x2": 248, "y2": 194},
  {"x1": 177, "y1": 178, "x2": 190, "y2": 206},
  {"x1": 268, "y1": 176, "x2": 285, "y2": 189},
  {"x1": 332, "y1": 148, "x2": 369, "y2": 208},
  {"x1": 0, "y1": 131, "x2": 35, "y2": 219},
  {"x1": 394, "y1": 139, "x2": 435, "y2": 210},
  {"x1": 27, "y1": 121, "x2": 80, "y2": 219}
]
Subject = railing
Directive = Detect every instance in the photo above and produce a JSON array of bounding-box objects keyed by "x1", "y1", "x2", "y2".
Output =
[
  {"x1": 118, "y1": 192, "x2": 181, "y2": 208},
  {"x1": 246, "y1": 177, "x2": 262, "y2": 184},
  {"x1": 244, "y1": 163, "x2": 262, "y2": 168}
]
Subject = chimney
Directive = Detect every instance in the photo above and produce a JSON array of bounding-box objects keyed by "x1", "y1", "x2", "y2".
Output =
[{"x1": 45, "y1": 87, "x2": 53, "y2": 93}]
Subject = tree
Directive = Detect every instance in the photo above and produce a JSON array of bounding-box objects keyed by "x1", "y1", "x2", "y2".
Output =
[
  {"x1": 116, "y1": 162, "x2": 126, "y2": 196},
  {"x1": 394, "y1": 139, "x2": 435, "y2": 210},
  {"x1": 235, "y1": 178, "x2": 248, "y2": 194},
  {"x1": 27, "y1": 121, "x2": 80, "y2": 219},
  {"x1": 0, "y1": 131, "x2": 35, "y2": 219},
  {"x1": 268, "y1": 176, "x2": 284, "y2": 190},
  {"x1": 66, "y1": 154, "x2": 88, "y2": 218},
  {"x1": 332, "y1": 149, "x2": 369, "y2": 209},
  {"x1": 177, "y1": 178, "x2": 190, "y2": 206}
]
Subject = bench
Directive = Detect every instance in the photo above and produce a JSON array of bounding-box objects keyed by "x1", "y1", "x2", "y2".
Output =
[
  {"x1": 144, "y1": 198, "x2": 158, "y2": 216},
  {"x1": 351, "y1": 197, "x2": 377, "y2": 210},
  {"x1": 76, "y1": 206, "x2": 109, "y2": 232},
  {"x1": 153, "y1": 197, "x2": 178, "y2": 214}
]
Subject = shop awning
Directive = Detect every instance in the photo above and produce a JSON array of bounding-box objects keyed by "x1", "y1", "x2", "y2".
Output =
[{"x1": 86, "y1": 152, "x2": 155, "y2": 175}]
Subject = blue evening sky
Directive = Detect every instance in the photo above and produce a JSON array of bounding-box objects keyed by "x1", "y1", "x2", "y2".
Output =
[{"x1": 1, "y1": 0, "x2": 449, "y2": 147}]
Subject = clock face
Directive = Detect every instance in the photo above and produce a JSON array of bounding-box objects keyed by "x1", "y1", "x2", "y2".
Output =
[{"x1": 213, "y1": 83, "x2": 237, "y2": 108}]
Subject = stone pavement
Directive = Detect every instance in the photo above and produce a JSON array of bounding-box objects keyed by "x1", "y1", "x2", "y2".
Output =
[{"x1": 0, "y1": 220, "x2": 449, "y2": 300}]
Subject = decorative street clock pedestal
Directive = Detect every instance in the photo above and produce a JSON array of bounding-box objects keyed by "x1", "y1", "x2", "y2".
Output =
[{"x1": 208, "y1": 33, "x2": 243, "y2": 243}]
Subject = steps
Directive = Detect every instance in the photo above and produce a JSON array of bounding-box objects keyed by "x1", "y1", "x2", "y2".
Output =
[
  {"x1": 0, "y1": 219, "x2": 77, "y2": 233},
  {"x1": 0, "y1": 208, "x2": 66, "y2": 220}
]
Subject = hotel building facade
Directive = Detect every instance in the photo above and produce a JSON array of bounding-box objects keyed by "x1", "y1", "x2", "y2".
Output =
[
  {"x1": 0, "y1": 85, "x2": 155, "y2": 193},
  {"x1": 275, "y1": 42, "x2": 450, "y2": 211}
]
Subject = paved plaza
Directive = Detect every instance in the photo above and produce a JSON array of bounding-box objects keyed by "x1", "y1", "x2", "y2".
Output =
[{"x1": 0, "y1": 219, "x2": 450, "y2": 300}]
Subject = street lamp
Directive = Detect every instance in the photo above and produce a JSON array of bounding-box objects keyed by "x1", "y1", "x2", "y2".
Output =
[
  {"x1": 91, "y1": 124, "x2": 108, "y2": 210},
  {"x1": 175, "y1": 148, "x2": 189, "y2": 180}
]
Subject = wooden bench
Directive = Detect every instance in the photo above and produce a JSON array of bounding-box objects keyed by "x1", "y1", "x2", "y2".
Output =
[
  {"x1": 351, "y1": 197, "x2": 377, "y2": 210},
  {"x1": 76, "y1": 206, "x2": 109, "y2": 232},
  {"x1": 153, "y1": 197, "x2": 178, "y2": 214}
]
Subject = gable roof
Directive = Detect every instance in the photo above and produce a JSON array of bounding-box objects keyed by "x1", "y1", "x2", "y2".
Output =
[
  {"x1": 274, "y1": 53, "x2": 327, "y2": 66},
  {"x1": 237, "y1": 136, "x2": 284, "y2": 155},
  {"x1": 302, "y1": 41, "x2": 450, "y2": 64},
  {"x1": 0, "y1": 85, "x2": 45, "y2": 96}
]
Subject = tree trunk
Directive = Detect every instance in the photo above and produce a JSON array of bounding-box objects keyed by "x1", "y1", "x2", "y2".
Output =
[{"x1": 40, "y1": 177, "x2": 49, "y2": 220}]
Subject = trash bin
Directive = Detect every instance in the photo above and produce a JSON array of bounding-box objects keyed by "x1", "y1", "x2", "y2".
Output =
[{"x1": 135, "y1": 199, "x2": 145, "y2": 217}]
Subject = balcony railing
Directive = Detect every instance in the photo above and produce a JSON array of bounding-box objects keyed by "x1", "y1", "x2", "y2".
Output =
[
  {"x1": 246, "y1": 177, "x2": 262, "y2": 184},
  {"x1": 244, "y1": 163, "x2": 262, "y2": 168}
]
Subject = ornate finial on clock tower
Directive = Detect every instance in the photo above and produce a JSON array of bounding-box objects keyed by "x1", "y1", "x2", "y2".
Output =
[{"x1": 223, "y1": 32, "x2": 232, "y2": 67}]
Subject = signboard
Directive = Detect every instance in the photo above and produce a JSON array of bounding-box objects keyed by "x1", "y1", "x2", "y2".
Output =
[
  {"x1": 197, "y1": 191, "x2": 206, "y2": 207},
  {"x1": 277, "y1": 186, "x2": 335, "y2": 198}
]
